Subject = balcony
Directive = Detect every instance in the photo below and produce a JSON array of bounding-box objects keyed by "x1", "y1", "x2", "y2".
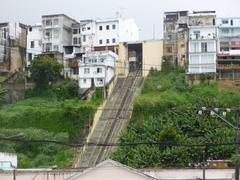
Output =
[{"x1": 68, "y1": 59, "x2": 79, "y2": 68}]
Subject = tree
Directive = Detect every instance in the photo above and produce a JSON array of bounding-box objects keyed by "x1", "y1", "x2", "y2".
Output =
[{"x1": 30, "y1": 56, "x2": 63, "y2": 90}]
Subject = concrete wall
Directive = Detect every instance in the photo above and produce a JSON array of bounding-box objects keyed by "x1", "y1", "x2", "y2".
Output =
[{"x1": 142, "y1": 40, "x2": 163, "y2": 77}]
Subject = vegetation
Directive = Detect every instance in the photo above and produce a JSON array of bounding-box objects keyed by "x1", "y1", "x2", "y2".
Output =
[
  {"x1": 0, "y1": 81, "x2": 103, "y2": 168},
  {"x1": 112, "y1": 70, "x2": 240, "y2": 168},
  {"x1": 30, "y1": 56, "x2": 63, "y2": 92}
]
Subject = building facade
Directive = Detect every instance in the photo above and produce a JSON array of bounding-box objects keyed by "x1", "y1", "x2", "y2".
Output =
[
  {"x1": 188, "y1": 11, "x2": 217, "y2": 74},
  {"x1": 217, "y1": 17, "x2": 240, "y2": 79},
  {"x1": 80, "y1": 14, "x2": 139, "y2": 54},
  {"x1": 79, "y1": 51, "x2": 117, "y2": 89},
  {"x1": 0, "y1": 22, "x2": 27, "y2": 76},
  {"x1": 26, "y1": 24, "x2": 42, "y2": 67},
  {"x1": 163, "y1": 11, "x2": 188, "y2": 66}
]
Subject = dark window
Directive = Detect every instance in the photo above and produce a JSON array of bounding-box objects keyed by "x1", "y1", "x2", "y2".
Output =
[
  {"x1": 73, "y1": 29, "x2": 78, "y2": 34},
  {"x1": 112, "y1": 24, "x2": 116, "y2": 29},
  {"x1": 73, "y1": 37, "x2": 78, "y2": 45},
  {"x1": 231, "y1": 20, "x2": 233, "y2": 26},
  {"x1": 29, "y1": 27, "x2": 32, "y2": 32},
  {"x1": 73, "y1": 68, "x2": 79, "y2": 75},
  {"x1": 201, "y1": 42, "x2": 208, "y2": 52},
  {"x1": 97, "y1": 68, "x2": 102, "y2": 73},
  {"x1": 31, "y1": 41, "x2": 34, "y2": 48},
  {"x1": 87, "y1": 27, "x2": 91, "y2": 30},
  {"x1": 106, "y1": 25, "x2": 110, "y2": 30},
  {"x1": 167, "y1": 47, "x2": 172, "y2": 53},
  {"x1": 99, "y1": 26, "x2": 103, "y2": 31},
  {"x1": 112, "y1": 38, "x2": 116, "y2": 43},
  {"x1": 83, "y1": 35, "x2": 86, "y2": 42},
  {"x1": 213, "y1": 18, "x2": 215, "y2": 25},
  {"x1": 222, "y1": 20, "x2": 228, "y2": 24},
  {"x1": 99, "y1": 39, "x2": 103, "y2": 44},
  {"x1": 106, "y1": 39, "x2": 110, "y2": 44}
]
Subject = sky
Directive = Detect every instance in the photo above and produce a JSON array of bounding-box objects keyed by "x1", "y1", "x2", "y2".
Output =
[{"x1": 0, "y1": 0, "x2": 240, "y2": 40}]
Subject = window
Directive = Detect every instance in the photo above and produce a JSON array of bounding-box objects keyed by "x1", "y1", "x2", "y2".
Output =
[
  {"x1": 46, "y1": 20, "x2": 52, "y2": 26},
  {"x1": 106, "y1": 39, "x2": 110, "y2": 44},
  {"x1": 73, "y1": 68, "x2": 79, "y2": 75},
  {"x1": 190, "y1": 42, "x2": 199, "y2": 52},
  {"x1": 45, "y1": 43, "x2": 52, "y2": 52},
  {"x1": 213, "y1": 18, "x2": 215, "y2": 25},
  {"x1": 222, "y1": 20, "x2": 229, "y2": 24},
  {"x1": 53, "y1": 30, "x2": 59, "y2": 38},
  {"x1": 29, "y1": 27, "x2": 32, "y2": 32},
  {"x1": 201, "y1": 42, "x2": 208, "y2": 52},
  {"x1": 112, "y1": 38, "x2": 116, "y2": 43},
  {"x1": 45, "y1": 30, "x2": 51, "y2": 38},
  {"x1": 97, "y1": 68, "x2": 102, "y2": 73},
  {"x1": 231, "y1": 19, "x2": 233, "y2": 26},
  {"x1": 84, "y1": 68, "x2": 90, "y2": 74},
  {"x1": 87, "y1": 27, "x2": 91, "y2": 30},
  {"x1": 53, "y1": 19, "x2": 59, "y2": 26},
  {"x1": 53, "y1": 45, "x2": 59, "y2": 51},
  {"x1": 167, "y1": 47, "x2": 172, "y2": 53},
  {"x1": 99, "y1": 39, "x2": 103, "y2": 44},
  {"x1": 73, "y1": 29, "x2": 78, "y2": 34},
  {"x1": 73, "y1": 37, "x2": 78, "y2": 45},
  {"x1": 97, "y1": 78, "x2": 103, "y2": 84},
  {"x1": 112, "y1": 24, "x2": 116, "y2": 29},
  {"x1": 30, "y1": 41, "x2": 34, "y2": 48},
  {"x1": 99, "y1": 26, "x2": 103, "y2": 31},
  {"x1": 193, "y1": 31, "x2": 200, "y2": 39},
  {"x1": 222, "y1": 29, "x2": 229, "y2": 34},
  {"x1": 82, "y1": 27, "x2": 86, "y2": 32},
  {"x1": 106, "y1": 25, "x2": 110, "y2": 30},
  {"x1": 83, "y1": 35, "x2": 86, "y2": 42},
  {"x1": 83, "y1": 79, "x2": 87, "y2": 83}
]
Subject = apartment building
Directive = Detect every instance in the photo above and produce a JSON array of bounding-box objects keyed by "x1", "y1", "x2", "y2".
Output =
[
  {"x1": 188, "y1": 11, "x2": 217, "y2": 74},
  {"x1": 0, "y1": 22, "x2": 27, "y2": 76},
  {"x1": 41, "y1": 14, "x2": 78, "y2": 53},
  {"x1": 163, "y1": 11, "x2": 188, "y2": 66},
  {"x1": 217, "y1": 17, "x2": 240, "y2": 79},
  {"x1": 26, "y1": 24, "x2": 42, "y2": 67},
  {"x1": 80, "y1": 14, "x2": 139, "y2": 54},
  {"x1": 79, "y1": 51, "x2": 117, "y2": 89}
]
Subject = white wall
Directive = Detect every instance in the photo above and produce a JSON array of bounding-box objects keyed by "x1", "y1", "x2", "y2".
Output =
[
  {"x1": 79, "y1": 51, "x2": 117, "y2": 89},
  {"x1": 26, "y1": 25, "x2": 42, "y2": 66},
  {"x1": 0, "y1": 152, "x2": 17, "y2": 169}
]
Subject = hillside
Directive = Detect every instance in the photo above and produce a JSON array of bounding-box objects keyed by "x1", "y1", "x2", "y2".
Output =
[
  {"x1": 112, "y1": 70, "x2": 240, "y2": 168},
  {"x1": 0, "y1": 84, "x2": 103, "y2": 168}
]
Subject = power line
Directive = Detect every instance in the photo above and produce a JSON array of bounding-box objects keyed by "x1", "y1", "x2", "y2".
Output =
[{"x1": 0, "y1": 136, "x2": 237, "y2": 148}]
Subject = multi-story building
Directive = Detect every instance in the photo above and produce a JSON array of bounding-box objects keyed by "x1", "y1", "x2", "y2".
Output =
[
  {"x1": 80, "y1": 14, "x2": 139, "y2": 54},
  {"x1": 26, "y1": 24, "x2": 42, "y2": 67},
  {"x1": 41, "y1": 14, "x2": 78, "y2": 54},
  {"x1": 163, "y1": 11, "x2": 188, "y2": 66},
  {"x1": 79, "y1": 51, "x2": 117, "y2": 89},
  {"x1": 188, "y1": 11, "x2": 217, "y2": 74},
  {"x1": 0, "y1": 22, "x2": 27, "y2": 76},
  {"x1": 217, "y1": 17, "x2": 240, "y2": 79}
]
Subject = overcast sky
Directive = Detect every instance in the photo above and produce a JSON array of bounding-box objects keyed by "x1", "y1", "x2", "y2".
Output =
[{"x1": 0, "y1": 0, "x2": 240, "y2": 39}]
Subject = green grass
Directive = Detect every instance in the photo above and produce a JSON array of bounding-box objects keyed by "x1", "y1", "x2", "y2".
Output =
[
  {"x1": 112, "y1": 70, "x2": 240, "y2": 168},
  {"x1": 0, "y1": 87, "x2": 103, "y2": 168}
]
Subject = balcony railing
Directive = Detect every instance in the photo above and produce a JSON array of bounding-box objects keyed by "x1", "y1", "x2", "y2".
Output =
[{"x1": 217, "y1": 64, "x2": 240, "y2": 70}]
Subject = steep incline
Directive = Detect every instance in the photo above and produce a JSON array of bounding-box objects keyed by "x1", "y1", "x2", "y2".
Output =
[{"x1": 74, "y1": 70, "x2": 143, "y2": 168}]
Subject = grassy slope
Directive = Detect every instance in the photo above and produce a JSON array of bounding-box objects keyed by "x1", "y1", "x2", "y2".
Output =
[
  {"x1": 0, "y1": 90, "x2": 103, "y2": 168},
  {"x1": 112, "y1": 71, "x2": 240, "y2": 168}
]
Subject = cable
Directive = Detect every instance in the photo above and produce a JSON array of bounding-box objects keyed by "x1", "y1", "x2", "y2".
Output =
[{"x1": 0, "y1": 136, "x2": 237, "y2": 148}]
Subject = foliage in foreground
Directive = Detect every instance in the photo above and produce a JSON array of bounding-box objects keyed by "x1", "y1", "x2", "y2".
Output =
[
  {"x1": 0, "y1": 86, "x2": 103, "y2": 168},
  {"x1": 112, "y1": 70, "x2": 240, "y2": 168}
]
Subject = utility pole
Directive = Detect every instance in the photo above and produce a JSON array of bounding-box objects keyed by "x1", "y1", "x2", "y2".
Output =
[
  {"x1": 199, "y1": 107, "x2": 240, "y2": 180},
  {"x1": 236, "y1": 109, "x2": 240, "y2": 180}
]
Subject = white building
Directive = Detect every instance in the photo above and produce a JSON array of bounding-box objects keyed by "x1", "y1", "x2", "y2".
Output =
[
  {"x1": 26, "y1": 24, "x2": 42, "y2": 67},
  {"x1": 79, "y1": 51, "x2": 117, "y2": 89},
  {"x1": 80, "y1": 14, "x2": 139, "y2": 53},
  {"x1": 0, "y1": 152, "x2": 17, "y2": 170},
  {"x1": 188, "y1": 11, "x2": 217, "y2": 74}
]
